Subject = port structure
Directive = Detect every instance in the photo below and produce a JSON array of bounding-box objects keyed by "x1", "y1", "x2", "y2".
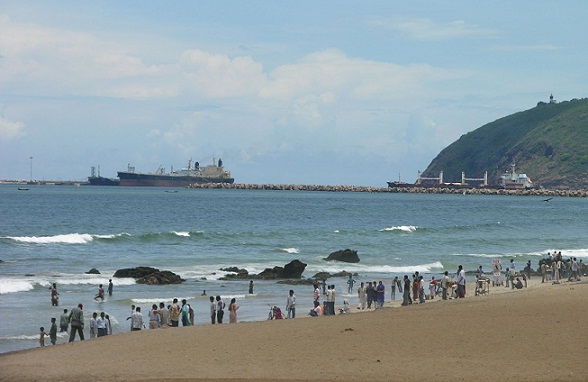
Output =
[
  {"x1": 415, "y1": 170, "x2": 444, "y2": 185},
  {"x1": 461, "y1": 171, "x2": 488, "y2": 186}
]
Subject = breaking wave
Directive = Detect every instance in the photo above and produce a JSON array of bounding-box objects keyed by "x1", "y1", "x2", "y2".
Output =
[
  {"x1": 379, "y1": 225, "x2": 418, "y2": 233},
  {"x1": 1, "y1": 332, "x2": 69, "y2": 341},
  {"x1": 279, "y1": 248, "x2": 300, "y2": 254},
  {"x1": 0, "y1": 279, "x2": 35, "y2": 294},
  {"x1": 0, "y1": 275, "x2": 136, "y2": 294},
  {"x1": 1, "y1": 231, "x2": 204, "y2": 244},
  {"x1": 450, "y1": 248, "x2": 588, "y2": 259},
  {"x1": 306, "y1": 261, "x2": 444, "y2": 275}
]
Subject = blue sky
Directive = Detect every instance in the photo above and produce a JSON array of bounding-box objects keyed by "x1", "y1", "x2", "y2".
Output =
[{"x1": 0, "y1": 1, "x2": 586, "y2": 184}]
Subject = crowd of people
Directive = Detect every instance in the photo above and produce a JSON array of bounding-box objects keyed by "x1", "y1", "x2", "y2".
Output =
[{"x1": 39, "y1": 253, "x2": 584, "y2": 348}]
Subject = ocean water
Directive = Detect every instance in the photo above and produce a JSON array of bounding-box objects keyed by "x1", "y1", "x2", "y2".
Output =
[{"x1": 1, "y1": 185, "x2": 587, "y2": 353}]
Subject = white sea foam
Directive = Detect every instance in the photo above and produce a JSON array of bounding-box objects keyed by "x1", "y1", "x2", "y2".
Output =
[
  {"x1": 379, "y1": 225, "x2": 418, "y2": 233},
  {"x1": 333, "y1": 230, "x2": 340, "y2": 233},
  {"x1": 1, "y1": 332, "x2": 69, "y2": 341},
  {"x1": 172, "y1": 231, "x2": 190, "y2": 237},
  {"x1": 306, "y1": 261, "x2": 443, "y2": 275},
  {"x1": 451, "y1": 248, "x2": 588, "y2": 259},
  {"x1": 2, "y1": 232, "x2": 129, "y2": 244},
  {"x1": 280, "y1": 248, "x2": 299, "y2": 254},
  {"x1": 131, "y1": 297, "x2": 195, "y2": 304},
  {"x1": 0, "y1": 279, "x2": 35, "y2": 294}
]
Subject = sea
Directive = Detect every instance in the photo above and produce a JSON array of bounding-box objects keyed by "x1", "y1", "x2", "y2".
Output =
[{"x1": 1, "y1": 184, "x2": 587, "y2": 353}]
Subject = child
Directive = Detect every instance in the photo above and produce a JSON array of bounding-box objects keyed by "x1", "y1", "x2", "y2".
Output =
[
  {"x1": 39, "y1": 327, "x2": 47, "y2": 347},
  {"x1": 49, "y1": 318, "x2": 58, "y2": 345}
]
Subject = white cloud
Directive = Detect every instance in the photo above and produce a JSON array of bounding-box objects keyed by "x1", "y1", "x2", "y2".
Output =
[
  {"x1": 371, "y1": 18, "x2": 497, "y2": 41},
  {"x1": 0, "y1": 117, "x2": 25, "y2": 140}
]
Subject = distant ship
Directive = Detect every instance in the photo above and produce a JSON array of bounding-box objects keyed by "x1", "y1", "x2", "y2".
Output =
[
  {"x1": 117, "y1": 158, "x2": 234, "y2": 187},
  {"x1": 88, "y1": 166, "x2": 120, "y2": 186}
]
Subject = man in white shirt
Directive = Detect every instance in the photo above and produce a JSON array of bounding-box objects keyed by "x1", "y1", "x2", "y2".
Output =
[
  {"x1": 131, "y1": 307, "x2": 144, "y2": 331},
  {"x1": 456, "y1": 265, "x2": 466, "y2": 298},
  {"x1": 96, "y1": 312, "x2": 107, "y2": 337},
  {"x1": 357, "y1": 282, "x2": 367, "y2": 309},
  {"x1": 89, "y1": 312, "x2": 98, "y2": 338},
  {"x1": 158, "y1": 302, "x2": 169, "y2": 327},
  {"x1": 441, "y1": 271, "x2": 451, "y2": 300},
  {"x1": 313, "y1": 284, "x2": 321, "y2": 303},
  {"x1": 286, "y1": 290, "x2": 296, "y2": 318}
]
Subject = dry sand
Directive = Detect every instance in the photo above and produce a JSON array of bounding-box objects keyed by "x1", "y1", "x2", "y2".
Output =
[{"x1": 1, "y1": 280, "x2": 587, "y2": 382}]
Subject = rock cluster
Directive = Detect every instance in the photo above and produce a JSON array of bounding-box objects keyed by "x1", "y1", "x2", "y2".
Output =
[
  {"x1": 113, "y1": 267, "x2": 184, "y2": 285},
  {"x1": 324, "y1": 249, "x2": 360, "y2": 263},
  {"x1": 85, "y1": 268, "x2": 100, "y2": 274},
  {"x1": 220, "y1": 260, "x2": 307, "y2": 280}
]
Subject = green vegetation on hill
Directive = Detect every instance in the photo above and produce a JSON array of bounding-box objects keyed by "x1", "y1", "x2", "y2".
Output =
[{"x1": 423, "y1": 98, "x2": 588, "y2": 189}]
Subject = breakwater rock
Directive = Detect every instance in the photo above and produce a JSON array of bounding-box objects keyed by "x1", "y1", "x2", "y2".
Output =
[
  {"x1": 220, "y1": 260, "x2": 307, "y2": 280},
  {"x1": 324, "y1": 249, "x2": 360, "y2": 263},
  {"x1": 187, "y1": 183, "x2": 588, "y2": 197},
  {"x1": 113, "y1": 267, "x2": 184, "y2": 285}
]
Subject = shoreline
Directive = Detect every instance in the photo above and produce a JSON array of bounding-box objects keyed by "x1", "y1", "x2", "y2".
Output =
[{"x1": 2, "y1": 278, "x2": 586, "y2": 381}]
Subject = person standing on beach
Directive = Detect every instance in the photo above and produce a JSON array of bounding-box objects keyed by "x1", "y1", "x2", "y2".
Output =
[
  {"x1": 131, "y1": 307, "x2": 144, "y2": 331},
  {"x1": 357, "y1": 282, "x2": 366, "y2": 310},
  {"x1": 286, "y1": 290, "x2": 296, "y2": 318},
  {"x1": 441, "y1": 271, "x2": 451, "y2": 300},
  {"x1": 313, "y1": 283, "x2": 321, "y2": 304},
  {"x1": 249, "y1": 280, "x2": 254, "y2": 294},
  {"x1": 541, "y1": 262, "x2": 547, "y2": 283},
  {"x1": 49, "y1": 318, "x2": 57, "y2": 345},
  {"x1": 94, "y1": 284, "x2": 105, "y2": 301},
  {"x1": 97, "y1": 312, "x2": 107, "y2": 337},
  {"x1": 170, "y1": 299, "x2": 181, "y2": 327},
  {"x1": 391, "y1": 277, "x2": 397, "y2": 300},
  {"x1": 89, "y1": 312, "x2": 98, "y2": 338},
  {"x1": 569, "y1": 258, "x2": 580, "y2": 281},
  {"x1": 149, "y1": 304, "x2": 160, "y2": 329},
  {"x1": 376, "y1": 281, "x2": 385, "y2": 309},
  {"x1": 429, "y1": 277, "x2": 437, "y2": 299},
  {"x1": 180, "y1": 299, "x2": 191, "y2": 326},
  {"x1": 347, "y1": 274, "x2": 355, "y2": 293},
  {"x1": 418, "y1": 276, "x2": 426, "y2": 303},
  {"x1": 553, "y1": 260, "x2": 561, "y2": 284},
  {"x1": 59, "y1": 309, "x2": 69, "y2": 332},
  {"x1": 412, "y1": 275, "x2": 419, "y2": 302},
  {"x1": 366, "y1": 282, "x2": 374, "y2": 309},
  {"x1": 39, "y1": 327, "x2": 47, "y2": 347},
  {"x1": 107, "y1": 279, "x2": 113, "y2": 296},
  {"x1": 402, "y1": 275, "x2": 411, "y2": 306},
  {"x1": 216, "y1": 296, "x2": 225, "y2": 324},
  {"x1": 228, "y1": 298, "x2": 239, "y2": 323},
  {"x1": 105, "y1": 314, "x2": 112, "y2": 335},
  {"x1": 50, "y1": 283, "x2": 59, "y2": 306},
  {"x1": 456, "y1": 265, "x2": 466, "y2": 298},
  {"x1": 159, "y1": 302, "x2": 169, "y2": 327},
  {"x1": 68, "y1": 303, "x2": 84, "y2": 342},
  {"x1": 209, "y1": 296, "x2": 216, "y2": 324}
]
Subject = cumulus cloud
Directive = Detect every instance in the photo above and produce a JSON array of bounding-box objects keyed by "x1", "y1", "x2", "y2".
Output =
[
  {"x1": 370, "y1": 18, "x2": 497, "y2": 41},
  {"x1": 0, "y1": 117, "x2": 25, "y2": 140}
]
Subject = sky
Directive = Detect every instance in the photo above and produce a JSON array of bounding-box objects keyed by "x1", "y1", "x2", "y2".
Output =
[{"x1": 0, "y1": 1, "x2": 586, "y2": 185}]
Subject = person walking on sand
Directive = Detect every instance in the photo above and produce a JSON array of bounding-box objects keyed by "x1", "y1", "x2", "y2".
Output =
[
  {"x1": 89, "y1": 312, "x2": 98, "y2": 338},
  {"x1": 347, "y1": 274, "x2": 355, "y2": 294},
  {"x1": 107, "y1": 279, "x2": 113, "y2": 296},
  {"x1": 248, "y1": 280, "x2": 254, "y2": 294},
  {"x1": 159, "y1": 302, "x2": 169, "y2": 327},
  {"x1": 286, "y1": 290, "x2": 296, "y2": 318},
  {"x1": 357, "y1": 282, "x2": 367, "y2": 310},
  {"x1": 376, "y1": 281, "x2": 385, "y2": 309},
  {"x1": 97, "y1": 312, "x2": 107, "y2": 337},
  {"x1": 228, "y1": 298, "x2": 239, "y2": 323},
  {"x1": 50, "y1": 283, "x2": 59, "y2": 306},
  {"x1": 94, "y1": 284, "x2": 105, "y2": 301},
  {"x1": 149, "y1": 304, "x2": 160, "y2": 329},
  {"x1": 131, "y1": 307, "x2": 144, "y2": 331},
  {"x1": 49, "y1": 318, "x2": 57, "y2": 345},
  {"x1": 170, "y1": 299, "x2": 181, "y2": 327},
  {"x1": 216, "y1": 296, "x2": 225, "y2": 324},
  {"x1": 59, "y1": 309, "x2": 69, "y2": 332},
  {"x1": 456, "y1": 265, "x2": 466, "y2": 298},
  {"x1": 402, "y1": 275, "x2": 412, "y2": 306},
  {"x1": 68, "y1": 303, "x2": 84, "y2": 342},
  {"x1": 441, "y1": 271, "x2": 451, "y2": 300},
  {"x1": 366, "y1": 282, "x2": 374, "y2": 309},
  {"x1": 391, "y1": 277, "x2": 398, "y2": 300}
]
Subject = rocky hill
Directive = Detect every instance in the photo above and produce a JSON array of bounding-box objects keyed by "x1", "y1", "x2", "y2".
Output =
[{"x1": 423, "y1": 98, "x2": 588, "y2": 189}]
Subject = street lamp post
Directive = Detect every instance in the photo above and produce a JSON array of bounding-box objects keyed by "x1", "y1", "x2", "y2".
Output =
[{"x1": 29, "y1": 156, "x2": 33, "y2": 182}]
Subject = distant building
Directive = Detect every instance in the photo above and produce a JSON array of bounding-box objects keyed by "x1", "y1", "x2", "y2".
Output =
[{"x1": 549, "y1": 93, "x2": 557, "y2": 104}]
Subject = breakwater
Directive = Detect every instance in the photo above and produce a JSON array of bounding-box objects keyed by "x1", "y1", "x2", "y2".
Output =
[{"x1": 188, "y1": 183, "x2": 588, "y2": 197}]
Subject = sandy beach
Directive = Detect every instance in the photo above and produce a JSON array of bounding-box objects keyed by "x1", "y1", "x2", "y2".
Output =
[{"x1": 1, "y1": 279, "x2": 586, "y2": 382}]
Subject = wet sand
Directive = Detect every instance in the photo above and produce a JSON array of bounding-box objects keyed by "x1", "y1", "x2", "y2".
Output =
[{"x1": 1, "y1": 280, "x2": 587, "y2": 382}]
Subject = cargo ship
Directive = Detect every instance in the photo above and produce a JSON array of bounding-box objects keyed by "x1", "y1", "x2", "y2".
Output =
[
  {"x1": 117, "y1": 158, "x2": 234, "y2": 187},
  {"x1": 88, "y1": 166, "x2": 120, "y2": 186}
]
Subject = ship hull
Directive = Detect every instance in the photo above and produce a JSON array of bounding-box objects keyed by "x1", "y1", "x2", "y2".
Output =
[
  {"x1": 88, "y1": 177, "x2": 120, "y2": 186},
  {"x1": 117, "y1": 172, "x2": 234, "y2": 187}
]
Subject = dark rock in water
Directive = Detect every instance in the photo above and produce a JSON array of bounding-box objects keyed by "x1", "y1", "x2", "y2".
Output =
[
  {"x1": 277, "y1": 278, "x2": 316, "y2": 285},
  {"x1": 113, "y1": 267, "x2": 159, "y2": 279},
  {"x1": 324, "y1": 249, "x2": 360, "y2": 263},
  {"x1": 85, "y1": 268, "x2": 100, "y2": 274},
  {"x1": 136, "y1": 270, "x2": 184, "y2": 285},
  {"x1": 0, "y1": 259, "x2": 3, "y2": 263},
  {"x1": 114, "y1": 267, "x2": 184, "y2": 285},
  {"x1": 221, "y1": 260, "x2": 307, "y2": 280},
  {"x1": 332, "y1": 271, "x2": 353, "y2": 277},
  {"x1": 312, "y1": 271, "x2": 332, "y2": 280},
  {"x1": 25, "y1": 273, "x2": 35, "y2": 277}
]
